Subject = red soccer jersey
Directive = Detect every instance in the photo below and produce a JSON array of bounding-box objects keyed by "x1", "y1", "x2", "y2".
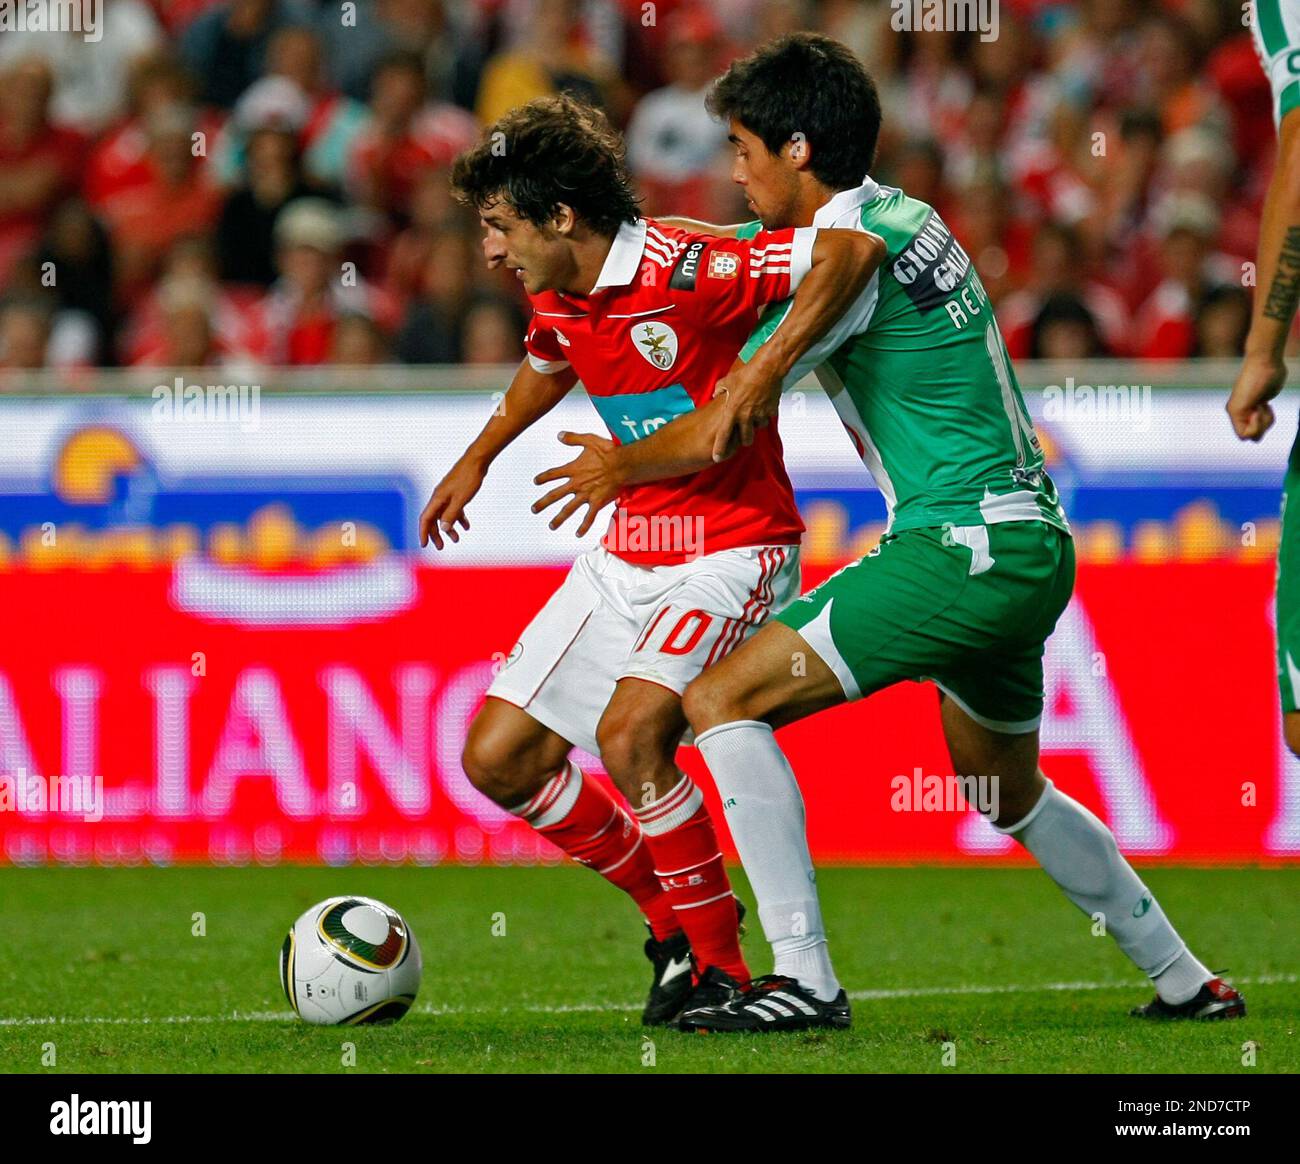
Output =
[{"x1": 524, "y1": 218, "x2": 815, "y2": 566}]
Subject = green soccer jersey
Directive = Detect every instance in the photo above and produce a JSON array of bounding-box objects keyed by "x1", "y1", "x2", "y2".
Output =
[
  {"x1": 1252, "y1": 0, "x2": 1300, "y2": 129},
  {"x1": 738, "y1": 180, "x2": 1069, "y2": 536}
]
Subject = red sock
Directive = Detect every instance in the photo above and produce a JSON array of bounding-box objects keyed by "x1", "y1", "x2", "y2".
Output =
[
  {"x1": 636, "y1": 775, "x2": 749, "y2": 983},
  {"x1": 513, "y1": 761, "x2": 679, "y2": 940}
]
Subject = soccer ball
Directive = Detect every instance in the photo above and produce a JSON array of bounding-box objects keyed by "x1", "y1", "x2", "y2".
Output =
[{"x1": 279, "y1": 896, "x2": 422, "y2": 1025}]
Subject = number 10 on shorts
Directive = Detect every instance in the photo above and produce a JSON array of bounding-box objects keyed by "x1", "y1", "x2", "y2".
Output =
[{"x1": 636, "y1": 608, "x2": 714, "y2": 656}]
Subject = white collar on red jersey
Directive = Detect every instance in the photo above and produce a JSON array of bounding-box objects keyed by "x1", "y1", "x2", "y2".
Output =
[
  {"x1": 590, "y1": 218, "x2": 649, "y2": 293},
  {"x1": 812, "y1": 175, "x2": 882, "y2": 228}
]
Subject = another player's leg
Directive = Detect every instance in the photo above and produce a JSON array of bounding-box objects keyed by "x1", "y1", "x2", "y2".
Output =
[
  {"x1": 1276, "y1": 448, "x2": 1300, "y2": 761},
  {"x1": 677, "y1": 620, "x2": 853, "y2": 1031},
  {"x1": 469, "y1": 547, "x2": 692, "y2": 1018},
  {"x1": 930, "y1": 518, "x2": 1243, "y2": 1021},
  {"x1": 596, "y1": 678, "x2": 749, "y2": 1022},
  {"x1": 463, "y1": 696, "x2": 678, "y2": 941},
  {"x1": 681, "y1": 530, "x2": 992, "y2": 1032},
  {"x1": 937, "y1": 686, "x2": 1244, "y2": 1021}
]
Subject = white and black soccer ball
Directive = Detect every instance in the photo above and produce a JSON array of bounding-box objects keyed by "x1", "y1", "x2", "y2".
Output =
[{"x1": 279, "y1": 896, "x2": 421, "y2": 1025}]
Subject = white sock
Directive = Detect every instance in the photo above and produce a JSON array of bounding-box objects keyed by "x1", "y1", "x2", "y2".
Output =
[
  {"x1": 632, "y1": 770, "x2": 704, "y2": 836},
  {"x1": 1152, "y1": 947, "x2": 1215, "y2": 1005},
  {"x1": 695, "y1": 719, "x2": 841, "y2": 1001},
  {"x1": 999, "y1": 779, "x2": 1203, "y2": 998},
  {"x1": 505, "y1": 761, "x2": 581, "y2": 827}
]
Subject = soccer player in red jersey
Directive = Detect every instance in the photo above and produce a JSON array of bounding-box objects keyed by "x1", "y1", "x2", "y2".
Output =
[{"x1": 418, "y1": 95, "x2": 885, "y2": 1025}]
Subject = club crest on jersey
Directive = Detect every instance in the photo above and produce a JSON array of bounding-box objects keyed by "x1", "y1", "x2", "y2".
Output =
[
  {"x1": 708, "y1": 251, "x2": 739, "y2": 280},
  {"x1": 630, "y1": 321, "x2": 679, "y2": 370}
]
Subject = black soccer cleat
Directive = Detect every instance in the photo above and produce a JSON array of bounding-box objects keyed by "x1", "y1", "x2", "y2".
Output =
[
  {"x1": 1129, "y1": 976, "x2": 1246, "y2": 1021},
  {"x1": 678, "y1": 973, "x2": 852, "y2": 1033},
  {"x1": 642, "y1": 927, "x2": 694, "y2": 1026},
  {"x1": 641, "y1": 899, "x2": 747, "y2": 1026},
  {"x1": 669, "y1": 965, "x2": 748, "y2": 1028}
]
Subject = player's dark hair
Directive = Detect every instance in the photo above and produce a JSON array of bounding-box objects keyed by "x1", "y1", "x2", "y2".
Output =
[
  {"x1": 707, "y1": 33, "x2": 881, "y2": 192},
  {"x1": 450, "y1": 95, "x2": 640, "y2": 238}
]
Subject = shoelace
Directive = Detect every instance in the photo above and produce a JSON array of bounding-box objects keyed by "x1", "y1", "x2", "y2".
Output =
[
  {"x1": 746, "y1": 974, "x2": 801, "y2": 994},
  {"x1": 736, "y1": 976, "x2": 805, "y2": 1011}
]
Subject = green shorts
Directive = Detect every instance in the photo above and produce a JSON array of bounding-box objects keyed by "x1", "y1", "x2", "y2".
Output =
[
  {"x1": 777, "y1": 520, "x2": 1076, "y2": 734},
  {"x1": 1278, "y1": 428, "x2": 1300, "y2": 712}
]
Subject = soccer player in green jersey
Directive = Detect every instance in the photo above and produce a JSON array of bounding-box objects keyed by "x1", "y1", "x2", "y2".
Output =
[
  {"x1": 537, "y1": 33, "x2": 1243, "y2": 1029},
  {"x1": 1229, "y1": 0, "x2": 1300, "y2": 757}
]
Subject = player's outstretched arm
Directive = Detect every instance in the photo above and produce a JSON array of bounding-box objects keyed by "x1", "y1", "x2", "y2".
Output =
[
  {"x1": 617, "y1": 227, "x2": 887, "y2": 472},
  {"x1": 1229, "y1": 109, "x2": 1300, "y2": 441},
  {"x1": 711, "y1": 227, "x2": 885, "y2": 459},
  {"x1": 419, "y1": 358, "x2": 577, "y2": 549},
  {"x1": 529, "y1": 229, "x2": 885, "y2": 532},
  {"x1": 531, "y1": 227, "x2": 886, "y2": 530},
  {"x1": 610, "y1": 227, "x2": 885, "y2": 474},
  {"x1": 654, "y1": 217, "x2": 745, "y2": 238}
]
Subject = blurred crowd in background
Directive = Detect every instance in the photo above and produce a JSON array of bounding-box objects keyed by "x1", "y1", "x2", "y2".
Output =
[{"x1": 0, "y1": 0, "x2": 1278, "y2": 372}]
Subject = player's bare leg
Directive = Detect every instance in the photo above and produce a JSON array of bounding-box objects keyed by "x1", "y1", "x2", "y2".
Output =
[
  {"x1": 938, "y1": 692, "x2": 1243, "y2": 1020},
  {"x1": 462, "y1": 696, "x2": 678, "y2": 943},
  {"x1": 596, "y1": 678, "x2": 690, "y2": 802},
  {"x1": 685, "y1": 621, "x2": 847, "y2": 732},
  {"x1": 681, "y1": 622, "x2": 851, "y2": 1024},
  {"x1": 596, "y1": 678, "x2": 750, "y2": 989},
  {"x1": 462, "y1": 696, "x2": 573, "y2": 805},
  {"x1": 936, "y1": 693, "x2": 1045, "y2": 827}
]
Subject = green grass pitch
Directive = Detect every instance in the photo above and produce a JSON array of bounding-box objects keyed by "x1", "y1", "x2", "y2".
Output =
[{"x1": 2, "y1": 865, "x2": 1296, "y2": 1074}]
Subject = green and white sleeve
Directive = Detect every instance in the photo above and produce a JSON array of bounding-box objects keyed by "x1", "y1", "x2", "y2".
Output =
[{"x1": 1253, "y1": 0, "x2": 1300, "y2": 129}]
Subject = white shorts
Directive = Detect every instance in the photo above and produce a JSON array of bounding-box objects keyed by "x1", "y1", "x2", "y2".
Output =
[{"x1": 486, "y1": 543, "x2": 801, "y2": 756}]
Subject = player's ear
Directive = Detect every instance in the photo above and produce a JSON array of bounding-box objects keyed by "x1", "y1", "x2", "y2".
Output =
[
  {"x1": 552, "y1": 204, "x2": 577, "y2": 237},
  {"x1": 788, "y1": 134, "x2": 812, "y2": 172}
]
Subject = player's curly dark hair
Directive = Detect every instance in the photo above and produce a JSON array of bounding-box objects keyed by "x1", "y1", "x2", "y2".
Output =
[
  {"x1": 450, "y1": 95, "x2": 640, "y2": 238},
  {"x1": 707, "y1": 33, "x2": 881, "y2": 192}
]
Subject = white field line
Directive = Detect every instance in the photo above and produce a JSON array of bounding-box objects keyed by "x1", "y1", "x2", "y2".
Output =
[{"x1": 0, "y1": 973, "x2": 1294, "y2": 1028}]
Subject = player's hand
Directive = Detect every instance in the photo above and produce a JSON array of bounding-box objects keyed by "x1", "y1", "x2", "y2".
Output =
[
  {"x1": 532, "y1": 431, "x2": 624, "y2": 535},
  {"x1": 418, "y1": 456, "x2": 486, "y2": 549},
  {"x1": 1227, "y1": 353, "x2": 1286, "y2": 442},
  {"x1": 711, "y1": 362, "x2": 782, "y2": 461}
]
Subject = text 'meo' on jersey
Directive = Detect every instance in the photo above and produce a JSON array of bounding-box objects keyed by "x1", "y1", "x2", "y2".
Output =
[{"x1": 522, "y1": 217, "x2": 816, "y2": 565}]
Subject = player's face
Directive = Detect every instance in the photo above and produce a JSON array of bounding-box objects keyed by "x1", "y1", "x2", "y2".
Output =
[
  {"x1": 728, "y1": 120, "x2": 802, "y2": 230},
  {"x1": 478, "y1": 201, "x2": 567, "y2": 295}
]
